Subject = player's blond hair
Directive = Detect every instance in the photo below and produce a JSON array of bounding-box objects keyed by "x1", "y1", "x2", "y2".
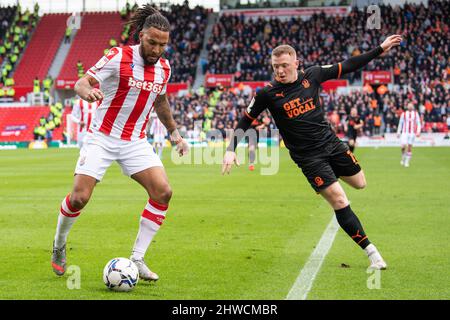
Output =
[{"x1": 272, "y1": 45, "x2": 297, "y2": 59}]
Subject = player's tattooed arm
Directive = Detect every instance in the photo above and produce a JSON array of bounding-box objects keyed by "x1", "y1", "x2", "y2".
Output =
[
  {"x1": 153, "y1": 94, "x2": 177, "y2": 133},
  {"x1": 153, "y1": 94, "x2": 189, "y2": 156}
]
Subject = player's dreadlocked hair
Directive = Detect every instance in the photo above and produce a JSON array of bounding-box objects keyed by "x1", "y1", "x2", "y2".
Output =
[{"x1": 128, "y1": 4, "x2": 170, "y2": 42}]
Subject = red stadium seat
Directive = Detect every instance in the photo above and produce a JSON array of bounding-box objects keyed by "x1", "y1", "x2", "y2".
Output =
[
  {"x1": 14, "y1": 14, "x2": 70, "y2": 87},
  {"x1": 57, "y1": 12, "x2": 123, "y2": 82}
]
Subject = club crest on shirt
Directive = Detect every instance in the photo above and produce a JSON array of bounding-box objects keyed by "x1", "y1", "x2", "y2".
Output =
[{"x1": 302, "y1": 79, "x2": 310, "y2": 88}]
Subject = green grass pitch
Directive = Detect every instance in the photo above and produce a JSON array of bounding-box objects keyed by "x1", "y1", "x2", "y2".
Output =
[{"x1": 0, "y1": 147, "x2": 449, "y2": 299}]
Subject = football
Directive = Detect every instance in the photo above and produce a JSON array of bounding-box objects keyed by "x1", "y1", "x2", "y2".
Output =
[{"x1": 103, "y1": 257, "x2": 139, "y2": 292}]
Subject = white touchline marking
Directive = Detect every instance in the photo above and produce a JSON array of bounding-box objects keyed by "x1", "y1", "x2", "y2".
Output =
[{"x1": 286, "y1": 215, "x2": 339, "y2": 300}]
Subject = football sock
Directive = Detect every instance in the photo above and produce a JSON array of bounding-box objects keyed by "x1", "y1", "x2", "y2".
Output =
[
  {"x1": 54, "y1": 194, "x2": 81, "y2": 248},
  {"x1": 131, "y1": 199, "x2": 168, "y2": 260},
  {"x1": 335, "y1": 205, "x2": 371, "y2": 249},
  {"x1": 405, "y1": 151, "x2": 412, "y2": 165},
  {"x1": 249, "y1": 149, "x2": 256, "y2": 164},
  {"x1": 349, "y1": 145, "x2": 355, "y2": 152}
]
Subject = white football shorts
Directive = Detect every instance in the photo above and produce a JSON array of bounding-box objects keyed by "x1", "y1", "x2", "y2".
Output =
[
  {"x1": 77, "y1": 131, "x2": 86, "y2": 149},
  {"x1": 400, "y1": 133, "x2": 416, "y2": 146},
  {"x1": 75, "y1": 131, "x2": 163, "y2": 181}
]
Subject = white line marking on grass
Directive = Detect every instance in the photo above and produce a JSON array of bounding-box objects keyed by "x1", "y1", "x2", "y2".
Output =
[{"x1": 286, "y1": 215, "x2": 339, "y2": 300}]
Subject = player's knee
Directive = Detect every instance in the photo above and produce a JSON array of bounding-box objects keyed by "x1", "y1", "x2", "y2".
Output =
[
  {"x1": 70, "y1": 193, "x2": 90, "y2": 210},
  {"x1": 333, "y1": 196, "x2": 349, "y2": 209},
  {"x1": 355, "y1": 179, "x2": 366, "y2": 189},
  {"x1": 155, "y1": 185, "x2": 172, "y2": 204}
]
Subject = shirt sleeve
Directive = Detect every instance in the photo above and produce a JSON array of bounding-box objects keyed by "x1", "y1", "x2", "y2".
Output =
[
  {"x1": 87, "y1": 47, "x2": 121, "y2": 83},
  {"x1": 305, "y1": 64, "x2": 342, "y2": 85},
  {"x1": 160, "y1": 70, "x2": 171, "y2": 95},
  {"x1": 245, "y1": 89, "x2": 270, "y2": 120},
  {"x1": 307, "y1": 46, "x2": 384, "y2": 84}
]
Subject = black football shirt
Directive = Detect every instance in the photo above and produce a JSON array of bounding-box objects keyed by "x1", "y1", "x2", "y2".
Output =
[{"x1": 244, "y1": 64, "x2": 343, "y2": 154}]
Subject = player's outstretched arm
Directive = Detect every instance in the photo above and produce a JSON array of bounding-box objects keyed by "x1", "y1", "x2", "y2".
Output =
[
  {"x1": 341, "y1": 35, "x2": 402, "y2": 75},
  {"x1": 223, "y1": 91, "x2": 268, "y2": 174},
  {"x1": 153, "y1": 94, "x2": 189, "y2": 156},
  {"x1": 74, "y1": 74, "x2": 104, "y2": 103},
  {"x1": 315, "y1": 35, "x2": 402, "y2": 83}
]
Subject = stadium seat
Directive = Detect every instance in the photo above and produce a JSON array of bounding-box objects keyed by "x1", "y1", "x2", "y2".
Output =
[
  {"x1": 13, "y1": 14, "x2": 70, "y2": 87},
  {"x1": 57, "y1": 12, "x2": 123, "y2": 82}
]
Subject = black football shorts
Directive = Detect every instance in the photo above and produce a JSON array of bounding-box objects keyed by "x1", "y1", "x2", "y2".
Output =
[{"x1": 289, "y1": 141, "x2": 361, "y2": 193}]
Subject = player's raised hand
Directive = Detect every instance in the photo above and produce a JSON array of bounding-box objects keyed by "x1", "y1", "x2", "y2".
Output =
[
  {"x1": 380, "y1": 35, "x2": 402, "y2": 52},
  {"x1": 222, "y1": 150, "x2": 240, "y2": 175},
  {"x1": 85, "y1": 88, "x2": 104, "y2": 103}
]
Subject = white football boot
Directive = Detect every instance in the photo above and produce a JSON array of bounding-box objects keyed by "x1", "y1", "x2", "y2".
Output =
[
  {"x1": 130, "y1": 257, "x2": 159, "y2": 281},
  {"x1": 365, "y1": 244, "x2": 387, "y2": 270}
]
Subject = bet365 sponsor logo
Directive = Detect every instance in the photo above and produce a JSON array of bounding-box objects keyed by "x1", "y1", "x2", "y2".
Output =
[{"x1": 128, "y1": 77, "x2": 164, "y2": 94}]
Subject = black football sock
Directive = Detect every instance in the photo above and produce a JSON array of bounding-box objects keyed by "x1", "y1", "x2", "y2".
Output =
[
  {"x1": 335, "y1": 205, "x2": 371, "y2": 249},
  {"x1": 349, "y1": 145, "x2": 355, "y2": 152}
]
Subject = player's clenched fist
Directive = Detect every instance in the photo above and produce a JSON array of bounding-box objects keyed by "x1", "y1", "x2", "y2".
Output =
[
  {"x1": 222, "y1": 151, "x2": 240, "y2": 175},
  {"x1": 84, "y1": 88, "x2": 104, "y2": 103}
]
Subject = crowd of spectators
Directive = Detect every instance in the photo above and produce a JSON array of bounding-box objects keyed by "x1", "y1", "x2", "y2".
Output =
[
  {"x1": 0, "y1": 4, "x2": 39, "y2": 99},
  {"x1": 207, "y1": 1, "x2": 448, "y2": 85},
  {"x1": 167, "y1": 81, "x2": 449, "y2": 142},
  {"x1": 120, "y1": 1, "x2": 209, "y2": 84},
  {"x1": 326, "y1": 82, "x2": 449, "y2": 137},
  {"x1": 198, "y1": 0, "x2": 449, "y2": 138}
]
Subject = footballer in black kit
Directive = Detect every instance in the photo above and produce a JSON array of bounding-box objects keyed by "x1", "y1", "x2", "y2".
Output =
[
  {"x1": 345, "y1": 107, "x2": 364, "y2": 153},
  {"x1": 241, "y1": 65, "x2": 361, "y2": 192},
  {"x1": 223, "y1": 34, "x2": 403, "y2": 270}
]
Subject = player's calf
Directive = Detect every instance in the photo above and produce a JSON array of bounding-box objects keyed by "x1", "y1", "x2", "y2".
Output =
[
  {"x1": 130, "y1": 198, "x2": 169, "y2": 280},
  {"x1": 52, "y1": 194, "x2": 82, "y2": 276}
]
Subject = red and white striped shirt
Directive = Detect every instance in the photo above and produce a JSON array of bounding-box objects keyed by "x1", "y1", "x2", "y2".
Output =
[
  {"x1": 86, "y1": 45, "x2": 171, "y2": 141},
  {"x1": 71, "y1": 99, "x2": 98, "y2": 133},
  {"x1": 397, "y1": 110, "x2": 421, "y2": 135}
]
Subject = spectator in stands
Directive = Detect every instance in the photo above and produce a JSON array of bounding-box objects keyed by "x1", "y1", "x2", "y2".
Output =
[
  {"x1": 373, "y1": 112, "x2": 382, "y2": 135},
  {"x1": 33, "y1": 76, "x2": 40, "y2": 93},
  {"x1": 64, "y1": 25, "x2": 72, "y2": 43},
  {"x1": 109, "y1": 38, "x2": 117, "y2": 48},
  {"x1": 43, "y1": 75, "x2": 53, "y2": 102},
  {"x1": 122, "y1": 3, "x2": 208, "y2": 84},
  {"x1": 77, "y1": 60, "x2": 84, "y2": 78},
  {"x1": 33, "y1": 125, "x2": 46, "y2": 141}
]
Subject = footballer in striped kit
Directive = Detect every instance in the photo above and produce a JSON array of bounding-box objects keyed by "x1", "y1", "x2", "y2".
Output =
[
  {"x1": 51, "y1": 4, "x2": 189, "y2": 282},
  {"x1": 397, "y1": 102, "x2": 421, "y2": 167},
  {"x1": 70, "y1": 98, "x2": 98, "y2": 148}
]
